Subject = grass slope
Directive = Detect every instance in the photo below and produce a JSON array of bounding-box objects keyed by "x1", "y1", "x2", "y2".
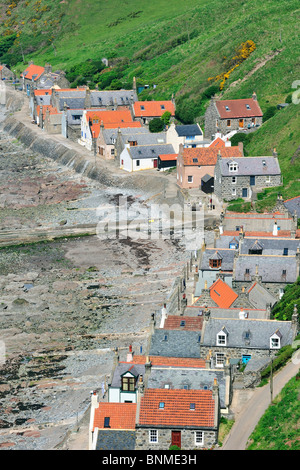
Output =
[{"x1": 247, "y1": 372, "x2": 300, "y2": 450}]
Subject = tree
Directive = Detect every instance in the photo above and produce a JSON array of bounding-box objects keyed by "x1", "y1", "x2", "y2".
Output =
[
  {"x1": 149, "y1": 118, "x2": 164, "y2": 133},
  {"x1": 161, "y1": 111, "x2": 171, "y2": 126}
]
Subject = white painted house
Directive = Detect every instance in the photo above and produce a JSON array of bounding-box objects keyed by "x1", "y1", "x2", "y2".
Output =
[{"x1": 120, "y1": 142, "x2": 176, "y2": 172}]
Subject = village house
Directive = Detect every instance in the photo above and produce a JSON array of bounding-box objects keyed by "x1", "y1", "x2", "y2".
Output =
[
  {"x1": 135, "y1": 386, "x2": 219, "y2": 450},
  {"x1": 79, "y1": 109, "x2": 141, "y2": 151},
  {"x1": 204, "y1": 93, "x2": 263, "y2": 139},
  {"x1": 166, "y1": 123, "x2": 206, "y2": 152},
  {"x1": 36, "y1": 104, "x2": 63, "y2": 134},
  {"x1": 176, "y1": 142, "x2": 243, "y2": 190},
  {"x1": 89, "y1": 395, "x2": 136, "y2": 451},
  {"x1": 199, "y1": 310, "x2": 298, "y2": 367},
  {"x1": 0, "y1": 64, "x2": 14, "y2": 81},
  {"x1": 29, "y1": 88, "x2": 52, "y2": 123},
  {"x1": 133, "y1": 99, "x2": 175, "y2": 125},
  {"x1": 98, "y1": 126, "x2": 151, "y2": 161},
  {"x1": 21, "y1": 63, "x2": 68, "y2": 96},
  {"x1": 120, "y1": 142, "x2": 176, "y2": 172},
  {"x1": 214, "y1": 152, "x2": 282, "y2": 201}
]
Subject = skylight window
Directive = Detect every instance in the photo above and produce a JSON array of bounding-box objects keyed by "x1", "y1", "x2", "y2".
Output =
[
  {"x1": 225, "y1": 106, "x2": 230, "y2": 111},
  {"x1": 104, "y1": 417, "x2": 110, "y2": 428},
  {"x1": 246, "y1": 104, "x2": 251, "y2": 110},
  {"x1": 180, "y1": 320, "x2": 186, "y2": 327},
  {"x1": 190, "y1": 403, "x2": 196, "y2": 410},
  {"x1": 159, "y1": 402, "x2": 165, "y2": 409},
  {"x1": 140, "y1": 105, "x2": 145, "y2": 110},
  {"x1": 193, "y1": 158, "x2": 198, "y2": 163}
]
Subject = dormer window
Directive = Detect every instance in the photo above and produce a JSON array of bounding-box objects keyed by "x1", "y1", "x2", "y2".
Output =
[
  {"x1": 270, "y1": 331, "x2": 282, "y2": 349},
  {"x1": 121, "y1": 373, "x2": 136, "y2": 391},
  {"x1": 217, "y1": 328, "x2": 228, "y2": 346},
  {"x1": 229, "y1": 162, "x2": 238, "y2": 172}
]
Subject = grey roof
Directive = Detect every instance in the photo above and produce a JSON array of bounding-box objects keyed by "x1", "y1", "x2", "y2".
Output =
[
  {"x1": 95, "y1": 430, "x2": 136, "y2": 451},
  {"x1": 149, "y1": 329, "x2": 201, "y2": 358},
  {"x1": 219, "y1": 156, "x2": 281, "y2": 176},
  {"x1": 240, "y1": 237, "x2": 300, "y2": 256},
  {"x1": 234, "y1": 255, "x2": 298, "y2": 283},
  {"x1": 129, "y1": 143, "x2": 175, "y2": 160},
  {"x1": 103, "y1": 127, "x2": 150, "y2": 144},
  {"x1": 121, "y1": 131, "x2": 166, "y2": 147},
  {"x1": 247, "y1": 282, "x2": 277, "y2": 309},
  {"x1": 110, "y1": 363, "x2": 145, "y2": 388},
  {"x1": 175, "y1": 124, "x2": 202, "y2": 137},
  {"x1": 35, "y1": 94, "x2": 51, "y2": 106},
  {"x1": 202, "y1": 173, "x2": 214, "y2": 182},
  {"x1": 58, "y1": 97, "x2": 86, "y2": 110},
  {"x1": 147, "y1": 368, "x2": 227, "y2": 408},
  {"x1": 66, "y1": 109, "x2": 84, "y2": 125},
  {"x1": 215, "y1": 236, "x2": 240, "y2": 249},
  {"x1": 90, "y1": 90, "x2": 138, "y2": 107},
  {"x1": 200, "y1": 249, "x2": 235, "y2": 272},
  {"x1": 284, "y1": 196, "x2": 300, "y2": 218},
  {"x1": 244, "y1": 356, "x2": 271, "y2": 373},
  {"x1": 201, "y1": 317, "x2": 294, "y2": 349}
]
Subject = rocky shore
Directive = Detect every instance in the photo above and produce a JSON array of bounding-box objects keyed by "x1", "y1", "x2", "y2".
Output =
[{"x1": 0, "y1": 86, "x2": 190, "y2": 450}]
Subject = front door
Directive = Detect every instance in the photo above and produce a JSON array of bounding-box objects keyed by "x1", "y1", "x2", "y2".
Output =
[
  {"x1": 242, "y1": 188, "x2": 248, "y2": 198},
  {"x1": 250, "y1": 175, "x2": 255, "y2": 186},
  {"x1": 153, "y1": 159, "x2": 158, "y2": 168},
  {"x1": 239, "y1": 119, "x2": 244, "y2": 128},
  {"x1": 171, "y1": 431, "x2": 181, "y2": 448}
]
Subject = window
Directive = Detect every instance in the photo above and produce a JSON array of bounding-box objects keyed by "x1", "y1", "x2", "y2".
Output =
[
  {"x1": 246, "y1": 104, "x2": 251, "y2": 110},
  {"x1": 136, "y1": 160, "x2": 140, "y2": 167},
  {"x1": 180, "y1": 320, "x2": 186, "y2": 327},
  {"x1": 163, "y1": 334, "x2": 168, "y2": 342},
  {"x1": 216, "y1": 353, "x2": 225, "y2": 367},
  {"x1": 229, "y1": 163, "x2": 238, "y2": 172},
  {"x1": 270, "y1": 335, "x2": 280, "y2": 349},
  {"x1": 195, "y1": 431, "x2": 204, "y2": 445},
  {"x1": 217, "y1": 333, "x2": 227, "y2": 346},
  {"x1": 232, "y1": 176, "x2": 236, "y2": 184},
  {"x1": 209, "y1": 259, "x2": 222, "y2": 268},
  {"x1": 159, "y1": 402, "x2": 165, "y2": 409},
  {"x1": 111, "y1": 148, "x2": 115, "y2": 156},
  {"x1": 122, "y1": 376, "x2": 135, "y2": 391},
  {"x1": 160, "y1": 105, "x2": 165, "y2": 110},
  {"x1": 225, "y1": 106, "x2": 230, "y2": 111},
  {"x1": 232, "y1": 188, "x2": 236, "y2": 196},
  {"x1": 283, "y1": 248, "x2": 288, "y2": 256},
  {"x1": 227, "y1": 119, "x2": 231, "y2": 127},
  {"x1": 190, "y1": 403, "x2": 196, "y2": 410},
  {"x1": 149, "y1": 430, "x2": 158, "y2": 443},
  {"x1": 104, "y1": 417, "x2": 110, "y2": 428},
  {"x1": 188, "y1": 175, "x2": 193, "y2": 183},
  {"x1": 266, "y1": 176, "x2": 271, "y2": 183},
  {"x1": 140, "y1": 105, "x2": 145, "y2": 110}
]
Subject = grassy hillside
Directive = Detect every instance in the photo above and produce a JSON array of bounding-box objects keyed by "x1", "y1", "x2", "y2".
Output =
[
  {"x1": 247, "y1": 372, "x2": 300, "y2": 450},
  {"x1": 0, "y1": 0, "x2": 299, "y2": 208}
]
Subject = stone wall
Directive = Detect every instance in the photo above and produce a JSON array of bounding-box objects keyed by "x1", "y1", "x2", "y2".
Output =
[
  {"x1": 232, "y1": 280, "x2": 289, "y2": 299},
  {"x1": 200, "y1": 345, "x2": 278, "y2": 364},
  {"x1": 135, "y1": 427, "x2": 217, "y2": 450}
]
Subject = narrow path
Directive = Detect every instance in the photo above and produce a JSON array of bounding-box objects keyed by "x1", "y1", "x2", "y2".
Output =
[{"x1": 221, "y1": 359, "x2": 300, "y2": 450}]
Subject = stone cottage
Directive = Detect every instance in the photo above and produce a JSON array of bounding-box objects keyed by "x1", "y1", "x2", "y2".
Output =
[
  {"x1": 204, "y1": 93, "x2": 263, "y2": 139},
  {"x1": 214, "y1": 153, "x2": 282, "y2": 201},
  {"x1": 0, "y1": 64, "x2": 14, "y2": 81}
]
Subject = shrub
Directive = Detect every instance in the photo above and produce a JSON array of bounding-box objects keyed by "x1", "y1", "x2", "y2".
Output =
[
  {"x1": 285, "y1": 94, "x2": 293, "y2": 104},
  {"x1": 263, "y1": 106, "x2": 278, "y2": 123},
  {"x1": 161, "y1": 111, "x2": 172, "y2": 126},
  {"x1": 202, "y1": 85, "x2": 219, "y2": 100},
  {"x1": 149, "y1": 118, "x2": 164, "y2": 133}
]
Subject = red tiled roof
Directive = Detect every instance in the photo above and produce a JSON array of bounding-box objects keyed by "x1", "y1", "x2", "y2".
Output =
[
  {"x1": 86, "y1": 109, "x2": 141, "y2": 137},
  {"x1": 138, "y1": 389, "x2": 215, "y2": 428},
  {"x1": 93, "y1": 403, "x2": 137, "y2": 431},
  {"x1": 216, "y1": 98, "x2": 263, "y2": 119},
  {"x1": 209, "y1": 137, "x2": 226, "y2": 148},
  {"x1": 21, "y1": 64, "x2": 45, "y2": 81},
  {"x1": 158, "y1": 154, "x2": 178, "y2": 161},
  {"x1": 36, "y1": 105, "x2": 60, "y2": 117},
  {"x1": 0, "y1": 66, "x2": 4, "y2": 72},
  {"x1": 125, "y1": 355, "x2": 206, "y2": 369},
  {"x1": 182, "y1": 146, "x2": 242, "y2": 166},
  {"x1": 34, "y1": 89, "x2": 52, "y2": 96},
  {"x1": 163, "y1": 315, "x2": 203, "y2": 330},
  {"x1": 134, "y1": 101, "x2": 175, "y2": 117},
  {"x1": 209, "y1": 278, "x2": 238, "y2": 309}
]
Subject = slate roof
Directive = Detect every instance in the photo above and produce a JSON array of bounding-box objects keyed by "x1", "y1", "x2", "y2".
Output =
[
  {"x1": 247, "y1": 282, "x2": 277, "y2": 309},
  {"x1": 110, "y1": 363, "x2": 145, "y2": 388},
  {"x1": 138, "y1": 389, "x2": 215, "y2": 428},
  {"x1": 216, "y1": 98, "x2": 263, "y2": 119},
  {"x1": 201, "y1": 318, "x2": 294, "y2": 349},
  {"x1": 182, "y1": 146, "x2": 242, "y2": 166},
  {"x1": 234, "y1": 255, "x2": 298, "y2": 283},
  {"x1": 147, "y1": 368, "x2": 227, "y2": 409},
  {"x1": 133, "y1": 100, "x2": 175, "y2": 117},
  {"x1": 284, "y1": 196, "x2": 300, "y2": 218},
  {"x1": 35, "y1": 94, "x2": 52, "y2": 106},
  {"x1": 90, "y1": 90, "x2": 138, "y2": 107},
  {"x1": 129, "y1": 144, "x2": 175, "y2": 160},
  {"x1": 149, "y1": 329, "x2": 201, "y2": 358},
  {"x1": 95, "y1": 430, "x2": 136, "y2": 451},
  {"x1": 219, "y1": 156, "x2": 281, "y2": 176},
  {"x1": 209, "y1": 278, "x2": 238, "y2": 308},
  {"x1": 103, "y1": 127, "x2": 150, "y2": 144},
  {"x1": 175, "y1": 124, "x2": 202, "y2": 137},
  {"x1": 121, "y1": 131, "x2": 166, "y2": 146},
  {"x1": 93, "y1": 403, "x2": 137, "y2": 430},
  {"x1": 58, "y1": 97, "x2": 86, "y2": 110},
  {"x1": 240, "y1": 237, "x2": 300, "y2": 256},
  {"x1": 200, "y1": 248, "x2": 235, "y2": 272},
  {"x1": 185, "y1": 306, "x2": 268, "y2": 319}
]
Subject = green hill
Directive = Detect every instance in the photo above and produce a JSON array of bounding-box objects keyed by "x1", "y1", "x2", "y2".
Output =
[{"x1": 0, "y1": 0, "x2": 299, "y2": 207}]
